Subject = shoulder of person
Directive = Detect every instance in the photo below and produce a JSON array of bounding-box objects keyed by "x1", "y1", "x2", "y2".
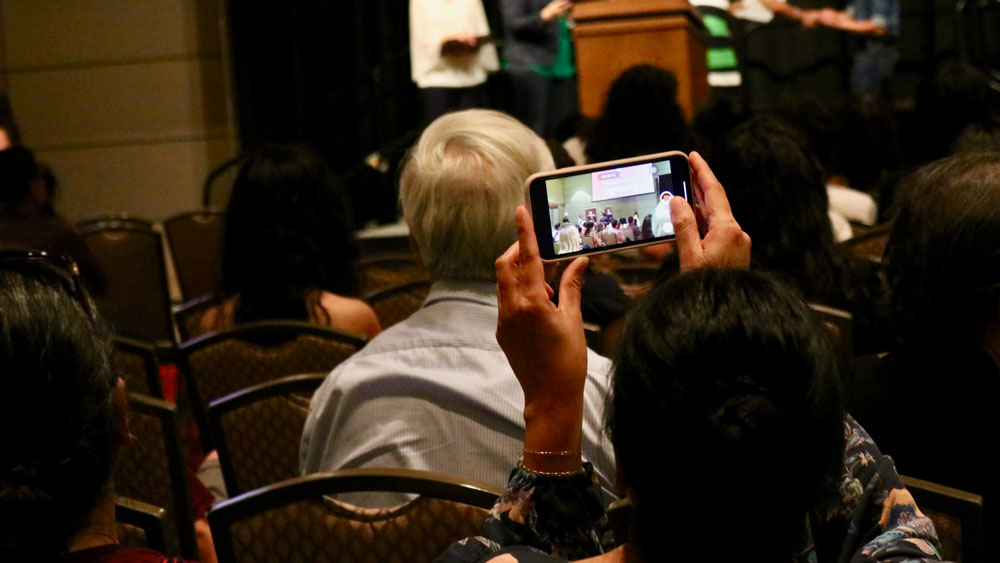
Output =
[{"x1": 317, "y1": 291, "x2": 383, "y2": 339}]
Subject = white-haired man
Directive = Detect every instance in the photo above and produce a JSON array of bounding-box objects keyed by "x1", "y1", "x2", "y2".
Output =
[{"x1": 301, "y1": 110, "x2": 616, "y2": 500}]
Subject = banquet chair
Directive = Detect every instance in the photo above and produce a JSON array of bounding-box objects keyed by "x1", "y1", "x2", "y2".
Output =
[
  {"x1": 180, "y1": 321, "x2": 365, "y2": 445},
  {"x1": 357, "y1": 253, "x2": 426, "y2": 295},
  {"x1": 208, "y1": 469, "x2": 502, "y2": 563},
  {"x1": 841, "y1": 223, "x2": 892, "y2": 263},
  {"x1": 115, "y1": 496, "x2": 169, "y2": 554},
  {"x1": 116, "y1": 393, "x2": 197, "y2": 559},
  {"x1": 208, "y1": 373, "x2": 327, "y2": 497},
  {"x1": 901, "y1": 476, "x2": 984, "y2": 563},
  {"x1": 163, "y1": 209, "x2": 225, "y2": 302},
  {"x1": 81, "y1": 219, "x2": 173, "y2": 347},
  {"x1": 808, "y1": 303, "x2": 854, "y2": 360},
  {"x1": 113, "y1": 335, "x2": 163, "y2": 398},
  {"x1": 172, "y1": 293, "x2": 228, "y2": 343},
  {"x1": 363, "y1": 279, "x2": 432, "y2": 329}
]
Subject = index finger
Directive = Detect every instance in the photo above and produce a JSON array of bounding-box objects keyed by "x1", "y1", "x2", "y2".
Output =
[
  {"x1": 689, "y1": 151, "x2": 735, "y2": 226},
  {"x1": 514, "y1": 205, "x2": 548, "y2": 290}
]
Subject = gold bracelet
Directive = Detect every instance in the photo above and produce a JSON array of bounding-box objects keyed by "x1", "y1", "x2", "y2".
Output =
[
  {"x1": 522, "y1": 449, "x2": 581, "y2": 456},
  {"x1": 518, "y1": 458, "x2": 584, "y2": 476}
]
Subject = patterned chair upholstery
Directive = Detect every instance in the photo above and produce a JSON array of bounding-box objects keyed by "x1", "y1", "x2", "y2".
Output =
[
  {"x1": 163, "y1": 209, "x2": 225, "y2": 302},
  {"x1": 116, "y1": 393, "x2": 198, "y2": 559},
  {"x1": 208, "y1": 469, "x2": 502, "y2": 563},
  {"x1": 363, "y1": 280, "x2": 432, "y2": 330},
  {"x1": 115, "y1": 496, "x2": 169, "y2": 553},
  {"x1": 113, "y1": 336, "x2": 163, "y2": 398},
  {"x1": 357, "y1": 253, "x2": 426, "y2": 295},
  {"x1": 180, "y1": 321, "x2": 365, "y2": 444},
  {"x1": 901, "y1": 476, "x2": 984, "y2": 562},
  {"x1": 208, "y1": 373, "x2": 327, "y2": 497}
]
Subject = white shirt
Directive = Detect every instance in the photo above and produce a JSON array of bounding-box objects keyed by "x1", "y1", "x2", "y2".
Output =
[
  {"x1": 301, "y1": 279, "x2": 618, "y2": 503},
  {"x1": 409, "y1": 0, "x2": 499, "y2": 88},
  {"x1": 827, "y1": 184, "x2": 878, "y2": 227}
]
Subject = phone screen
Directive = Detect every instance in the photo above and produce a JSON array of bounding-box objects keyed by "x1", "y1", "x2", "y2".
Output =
[{"x1": 527, "y1": 152, "x2": 692, "y2": 260}]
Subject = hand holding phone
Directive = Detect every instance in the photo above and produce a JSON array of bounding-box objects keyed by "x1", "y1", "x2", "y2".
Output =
[{"x1": 525, "y1": 151, "x2": 694, "y2": 261}]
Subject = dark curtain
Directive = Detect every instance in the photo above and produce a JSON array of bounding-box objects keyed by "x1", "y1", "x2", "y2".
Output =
[{"x1": 227, "y1": 1, "x2": 417, "y2": 225}]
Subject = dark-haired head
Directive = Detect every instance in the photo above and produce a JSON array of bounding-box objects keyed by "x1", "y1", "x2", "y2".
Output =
[
  {"x1": 0, "y1": 146, "x2": 40, "y2": 205},
  {"x1": 0, "y1": 260, "x2": 119, "y2": 561},
  {"x1": 586, "y1": 65, "x2": 694, "y2": 163},
  {"x1": 710, "y1": 115, "x2": 850, "y2": 301},
  {"x1": 885, "y1": 152, "x2": 1000, "y2": 349},
  {"x1": 608, "y1": 268, "x2": 844, "y2": 560},
  {"x1": 222, "y1": 144, "x2": 359, "y2": 323}
]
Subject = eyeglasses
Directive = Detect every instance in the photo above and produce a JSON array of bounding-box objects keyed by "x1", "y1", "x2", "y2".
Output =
[{"x1": 0, "y1": 249, "x2": 95, "y2": 318}]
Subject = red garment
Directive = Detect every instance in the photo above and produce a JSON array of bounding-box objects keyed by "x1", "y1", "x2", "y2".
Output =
[{"x1": 65, "y1": 545, "x2": 194, "y2": 563}]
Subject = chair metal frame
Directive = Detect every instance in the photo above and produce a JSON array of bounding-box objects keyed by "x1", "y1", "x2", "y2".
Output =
[
  {"x1": 208, "y1": 468, "x2": 502, "y2": 563},
  {"x1": 115, "y1": 495, "x2": 169, "y2": 553},
  {"x1": 179, "y1": 320, "x2": 366, "y2": 448},
  {"x1": 207, "y1": 372, "x2": 328, "y2": 497},
  {"x1": 122, "y1": 393, "x2": 198, "y2": 559},
  {"x1": 113, "y1": 335, "x2": 164, "y2": 398}
]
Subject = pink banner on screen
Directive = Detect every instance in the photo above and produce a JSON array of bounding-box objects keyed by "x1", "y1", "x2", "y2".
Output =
[{"x1": 590, "y1": 163, "x2": 656, "y2": 202}]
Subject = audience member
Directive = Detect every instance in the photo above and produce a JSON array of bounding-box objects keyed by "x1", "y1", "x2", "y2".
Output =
[
  {"x1": 556, "y1": 221, "x2": 580, "y2": 254},
  {"x1": 710, "y1": 115, "x2": 890, "y2": 354},
  {"x1": 0, "y1": 252, "x2": 194, "y2": 563},
  {"x1": 409, "y1": 0, "x2": 498, "y2": 123},
  {"x1": 439, "y1": 156, "x2": 940, "y2": 562},
  {"x1": 844, "y1": 152, "x2": 1000, "y2": 535},
  {"x1": 201, "y1": 144, "x2": 380, "y2": 338},
  {"x1": 585, "y1": 65, "x2": 695, "y2": 164},
  {"x1": 0, "y1": 146, "x2": 105, "y2": 294},
  {"x1": 300, "y1": 109, "x2": 618, "y2": 501}
]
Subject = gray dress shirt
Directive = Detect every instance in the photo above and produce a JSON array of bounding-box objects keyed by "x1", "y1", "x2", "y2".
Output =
[{"x1": 300, "y1": 279, "x2": 618, "y2": 504}]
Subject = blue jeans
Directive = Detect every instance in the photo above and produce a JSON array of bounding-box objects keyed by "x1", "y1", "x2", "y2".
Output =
[{"x1": 851, "y1": 39, "x2": 899, "y2": 94}]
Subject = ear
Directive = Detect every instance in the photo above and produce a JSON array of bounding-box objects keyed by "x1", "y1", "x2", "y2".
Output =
[{"x1": 114, "y1": 377, "x2": 134, "y2": 447}]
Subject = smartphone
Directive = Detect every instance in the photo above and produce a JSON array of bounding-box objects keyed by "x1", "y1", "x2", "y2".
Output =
[{"x1": 525, "y1": 151, "x2": 693, "y2": 261}]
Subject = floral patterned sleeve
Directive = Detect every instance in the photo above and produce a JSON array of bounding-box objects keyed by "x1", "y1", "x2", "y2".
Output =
[
  {"x1": 434, "y1": 463, "x2": 612, "y2": 563},
  {"x1": 826, "y1": 415, "x2": 945, "y2": 562}
]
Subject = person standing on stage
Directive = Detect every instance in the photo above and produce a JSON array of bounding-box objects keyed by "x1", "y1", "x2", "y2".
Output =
[
  {"x1": 803, "y1": 0, "x2": 900, "y2": 93},
  {"x1": 500, "y1": 0, "x2": 578, "y2": 137},
  {"x1": 410, "y1": 0, "x2": 499, "y2": 123}
]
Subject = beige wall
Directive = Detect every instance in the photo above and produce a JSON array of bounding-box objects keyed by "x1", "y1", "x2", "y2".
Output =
[{"x1": 0, "y1": 0, "x2": 236, "y2": 221}]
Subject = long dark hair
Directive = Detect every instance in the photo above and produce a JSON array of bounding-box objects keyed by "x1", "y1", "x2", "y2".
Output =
[
  {"x1": 585, "y1": 65, "x2": 694, "y2": 163},
  {"x1": 222, "y1": 144, "x2": 359, "y2": 323},
  {"x1": 609, "y1": 268, "x2": 844, "y2": 560},
  {"x1": 0, "y1": 266, "x2": 118, "y2": 562}
]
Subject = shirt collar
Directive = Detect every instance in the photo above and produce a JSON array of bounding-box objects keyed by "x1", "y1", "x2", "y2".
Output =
[{"x1": 424, "y1": 279, "x2": 498, "y2": 308}]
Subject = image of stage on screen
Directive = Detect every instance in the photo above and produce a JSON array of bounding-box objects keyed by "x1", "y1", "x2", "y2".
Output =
[{"x1": 546, "y1": 159, "x2": 685, "y2": 256}]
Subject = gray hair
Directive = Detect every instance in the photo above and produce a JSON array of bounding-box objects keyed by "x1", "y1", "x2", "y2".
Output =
[{"x1": 399, "y1": 109, "x2": 554, "y2": 280}]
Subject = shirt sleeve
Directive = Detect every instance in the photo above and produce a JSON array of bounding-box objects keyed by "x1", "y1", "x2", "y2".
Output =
[
  {"x1": 434, "y1": 463, "x2": 612, "y2": 563},
  {"x1": 832, "y1": 415, "x2": 944, "y2": 562}
]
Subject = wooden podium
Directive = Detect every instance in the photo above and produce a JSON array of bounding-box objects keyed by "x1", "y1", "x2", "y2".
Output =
[{"x1": 572, "y1": 0, "x2": 710, "y2": 120}]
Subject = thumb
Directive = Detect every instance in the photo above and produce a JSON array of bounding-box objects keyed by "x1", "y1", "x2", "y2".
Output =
[
  {"x1": 670, "y1": 196, "x2": 702, "y2": 271},
  {"x1": 558, "y1": 256, "x2": 589, "y2": 318}
]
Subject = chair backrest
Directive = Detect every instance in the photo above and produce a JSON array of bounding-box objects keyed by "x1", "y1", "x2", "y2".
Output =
[
  {"x1": 173, "y1": 293, "x2": 228, "y2": 343},
  {"x1": 163, "y1": 209, "x2": 225, "y2": 301},
  {"x1": 113, "y1": 335, "x2": 163, "y2": 398},
  {"x1": 357, "y1": 253, "x2": 426, "y2": 295},
  {"x1": 808, "y1": 302, "x2": 854, "y2": 360},
  {"x1": 601, "y1": 231, "x2": 618, "y2": 246},
  {"x1": 363, "y1": 279, "x2": 431, "y2": 329},
  {"x1": 115, "y1": 496, "x2": 169, "y2": 554},
  {"x1": 208, "y1": 469, "x2": 502, "y2": 563},
  {"x1": 180, "y1": 321, "x2": 365, "y2": 439},
  {"x1": 81, "y1": 220, "x2": 173, "y2": 344},
  {"x1": 117, "y1": 394, "x2": 197, "y2": 559},
  {"x1": 901, "y1": 476, "x2": 984, "y2": 563},
  {"x1": 208, "y1": 373, "x2": 327, "y2": 497},
  {"x1": 841, "y1": 222, "x2": 892, "y2": 263}
]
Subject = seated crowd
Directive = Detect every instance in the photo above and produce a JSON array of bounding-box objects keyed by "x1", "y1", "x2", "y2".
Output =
[{"x1": 2, "y1": 58, "x2": 999, "y2": 562}]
